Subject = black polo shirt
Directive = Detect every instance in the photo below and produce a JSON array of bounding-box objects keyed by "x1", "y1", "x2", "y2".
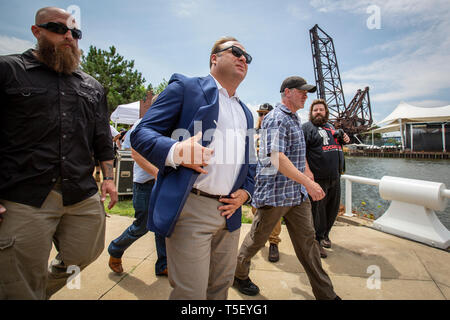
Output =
[{"x1": 0, "y1": 49, "x2": 114, "y2": 207}]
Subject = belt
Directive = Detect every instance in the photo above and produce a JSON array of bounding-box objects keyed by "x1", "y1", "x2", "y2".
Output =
[{"x1": 191, "y1": 188, "x2": 224, "y2": 200}]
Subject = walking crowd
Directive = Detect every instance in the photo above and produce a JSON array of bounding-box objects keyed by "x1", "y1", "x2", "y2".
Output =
[{"x1": 0, "y1": 7, "x2": 349, "y2": 300}]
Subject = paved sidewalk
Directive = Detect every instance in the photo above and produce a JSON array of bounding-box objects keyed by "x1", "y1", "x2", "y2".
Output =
[{"x1": 50, "y1": 214, "x2": 449, "y2": 300}]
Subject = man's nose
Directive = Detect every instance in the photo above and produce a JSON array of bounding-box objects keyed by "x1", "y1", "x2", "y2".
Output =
[{"x1": 64, "y1": 29, "x2": 74, "y2": 41}]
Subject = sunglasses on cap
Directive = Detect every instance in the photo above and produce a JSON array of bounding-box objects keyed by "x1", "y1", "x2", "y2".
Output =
[
  {"x1": 37, "y1": 22, "x2": 82, "y2": 40},
  {"x1": 216, "y1": 45, "x2": 252, "y2": 64}
]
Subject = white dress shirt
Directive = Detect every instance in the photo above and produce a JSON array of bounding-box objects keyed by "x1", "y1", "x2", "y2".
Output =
[{"x1": 166, "y1": 75, "x2": 247, "y2": 195}]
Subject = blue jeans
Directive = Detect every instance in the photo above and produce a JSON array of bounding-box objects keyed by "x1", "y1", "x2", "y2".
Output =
[{"x1": 108, "y1": 181, "x2": 167, "y2": 274}]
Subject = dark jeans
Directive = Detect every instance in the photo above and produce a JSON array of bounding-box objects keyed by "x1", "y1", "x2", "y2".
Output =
[
  {"x1": 108, "y1": 181, "x2": 167, "y2": 274},
  {"x1": 310, "y1": 177, "x2": 341, "y2": 242}
]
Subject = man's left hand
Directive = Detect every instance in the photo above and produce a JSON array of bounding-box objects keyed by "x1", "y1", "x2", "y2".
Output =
[
  {"x1": 218, "y1": 189, "x2": 249, "y2": 219},
  {"x1": 101, "y1": 180, "x2": 118, "y2": 209}
]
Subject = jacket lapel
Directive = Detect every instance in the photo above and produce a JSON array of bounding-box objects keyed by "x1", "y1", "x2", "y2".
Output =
[{"x1": 190, "y1": 75, "x2": 219, "y2": 147}]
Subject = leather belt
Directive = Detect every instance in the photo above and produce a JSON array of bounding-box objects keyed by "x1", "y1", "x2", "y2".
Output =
[{"x1": 191, "y1": 188, "x2": 223, "y2": 200}]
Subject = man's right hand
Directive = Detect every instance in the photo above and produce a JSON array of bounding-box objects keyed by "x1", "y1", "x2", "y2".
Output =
[
  {"x1": 305, "y1": 180, "x2": 326, "y2": 202},
  {"x1": 0, "y1": 203, "x2": 6, "y2": 224},
  {"x1": 174, "y1": 132, "x2": 214, "y2": 174}
]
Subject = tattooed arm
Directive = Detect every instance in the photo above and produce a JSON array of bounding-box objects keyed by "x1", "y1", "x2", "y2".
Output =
[{"x1": 100, "y1": 160, "x2": 118, "y2": 209}]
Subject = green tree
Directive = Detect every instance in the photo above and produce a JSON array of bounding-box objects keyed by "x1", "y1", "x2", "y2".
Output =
[
  {"x1": 152, "y1": 78, "x2": 168, "y2": 95},
  {"x1": 81, "y1": 45, "x2": 147, "y2": 113}
]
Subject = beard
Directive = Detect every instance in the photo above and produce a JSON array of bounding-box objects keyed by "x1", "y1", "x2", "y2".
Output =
[
  {"x1": 36, "y1": 35, "x2": 81, "y2": 75},
  {"x1": 311, "y1": 114, "x2": 328, "y2": 126}
]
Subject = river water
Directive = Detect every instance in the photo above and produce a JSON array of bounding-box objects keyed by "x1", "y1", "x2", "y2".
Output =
[{"x1": 341, "y1": 157, "x2": 450, "y2": 230}]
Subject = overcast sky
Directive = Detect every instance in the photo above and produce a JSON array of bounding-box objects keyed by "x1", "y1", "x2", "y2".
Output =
[{"x1": 1, "y1": 0, "x2": 449, "y2": 124}]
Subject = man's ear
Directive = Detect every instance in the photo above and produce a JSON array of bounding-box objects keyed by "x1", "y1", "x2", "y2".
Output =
[
  {"x1": 31, "y1": 25, "x2": 41, "y2": 40},
  {"x1": 210, "y1": 53, "x2": 217, "y2": 66}
]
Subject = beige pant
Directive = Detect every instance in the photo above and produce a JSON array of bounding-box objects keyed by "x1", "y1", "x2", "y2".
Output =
[
  {"x1": 236, "y1": 200, "x2": 337, "y2": 300},
  {"x1": 166, "y1": 193, "x2": 240, "y2": 300},
  {"x1": 0, "y1": 190, "x2": 106, "y2": 300}
]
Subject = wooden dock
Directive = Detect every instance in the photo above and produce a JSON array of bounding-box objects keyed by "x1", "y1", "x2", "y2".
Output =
[{"x1": 344, "y1": 150, "x2": 450, "y2": 159}]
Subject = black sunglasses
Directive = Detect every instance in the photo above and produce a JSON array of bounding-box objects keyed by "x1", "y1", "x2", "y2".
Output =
[
  {"x1": 37, "y1": 22, "x2": 82, "y2": 40},
  {"x1": 216, "y1": 45, "x2": 252, "y2": 64}
]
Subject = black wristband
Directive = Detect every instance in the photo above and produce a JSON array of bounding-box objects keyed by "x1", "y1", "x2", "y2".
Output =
[{"x1": 103, "y1": 177, "x2": 114, "y2": 181}]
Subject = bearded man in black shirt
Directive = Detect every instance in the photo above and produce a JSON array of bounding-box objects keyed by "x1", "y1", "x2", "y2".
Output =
[
  {"x1": 0, "y1": 7, "x2": 117, "y2": 299},
  {"x1": 302, "y1": 99, "x2": 349, "y2": 259}
]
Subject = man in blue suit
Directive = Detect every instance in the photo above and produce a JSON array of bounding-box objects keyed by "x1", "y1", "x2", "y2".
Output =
[{"x1": 131, "y1": 36, "x2": 255, "y2": 300}]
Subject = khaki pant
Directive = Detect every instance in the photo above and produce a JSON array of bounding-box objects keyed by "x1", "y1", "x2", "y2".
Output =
[
  {"x1": 166, "y1": 193, "x2": 240, "y2": 300},
  {"x1": 236, "y1": 199, "x2": 337, "y2": 300},
  {"x1": 0, "y1": 190, "x2": 106, "y2": 300}
]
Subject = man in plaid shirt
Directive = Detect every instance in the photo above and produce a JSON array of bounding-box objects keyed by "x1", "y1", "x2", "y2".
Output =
[{"x1": 233, "y1": 76, "x2": 340, "y2": 300}]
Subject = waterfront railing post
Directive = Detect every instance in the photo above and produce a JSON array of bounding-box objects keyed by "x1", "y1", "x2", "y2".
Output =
[{"x1": 344, "y1": 179, "x2": 354, "y2": 217}]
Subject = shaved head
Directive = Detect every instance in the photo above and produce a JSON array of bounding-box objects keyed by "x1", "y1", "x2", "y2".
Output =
[
  {"x1": 35, "y1": 7, "x2": 77, "y2": 28},
  {"x1": 33, "y1": 7, "x2": 81, "y2": 74}
]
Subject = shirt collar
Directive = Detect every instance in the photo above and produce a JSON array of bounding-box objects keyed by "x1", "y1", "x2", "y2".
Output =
[
  {"x1": 276, "y1": 102, "x2": 294, "y2": 115},
  {"x1": 276, "y1": 103, "x2": 301, "y2": 120},
  {"x1": 209, "y1": 73, "x2": 240, "y2": 101},
  {"x1": 22, "y1": 49, "x2": 83, "y2": 79},
  {"x1": 22, "y1": 49, "x2": 42, "y2": 70}
]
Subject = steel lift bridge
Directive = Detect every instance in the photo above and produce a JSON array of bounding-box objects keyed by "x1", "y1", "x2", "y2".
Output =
[{"x1": 309, "y1": 24, "x2": 373, "y2": 138}]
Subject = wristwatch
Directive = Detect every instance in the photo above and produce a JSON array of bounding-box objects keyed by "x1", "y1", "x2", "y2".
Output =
[{"x1": 103, "y1": 177, "x2": 114, "y2": 181}]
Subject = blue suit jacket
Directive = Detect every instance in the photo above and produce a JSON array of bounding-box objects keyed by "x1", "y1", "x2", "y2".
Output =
[{"x1": 131, "y1": 74, "x2": 256, "y2": 237}]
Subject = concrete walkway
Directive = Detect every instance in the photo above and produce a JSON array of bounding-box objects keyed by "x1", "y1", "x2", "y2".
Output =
[{"x1": 50, "y1": 214, "x2": 449, "y2": 300}]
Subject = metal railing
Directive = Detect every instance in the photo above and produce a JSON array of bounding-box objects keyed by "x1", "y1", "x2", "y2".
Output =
[
  {"x1": 341, "y1": 174, "x2": 450, "y2": 216},
  {"x1": 342, "y1": 175, "x2": 380, "y2": 217}
]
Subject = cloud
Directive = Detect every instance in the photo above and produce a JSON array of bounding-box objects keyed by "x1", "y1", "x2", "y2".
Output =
[
  {"x1": 0, "y1": 35, "x2": 34, "y2": 55},
  {"x1": 342, "y1": 17, "x2": 450, "y2": 104},
  {"x1": 310, "y1": 0, "x2": 450, "y2": 28},
  {"x1": 309, "y1": 0, "x2": 368, "y2": 14},
  {"x1": 287, "y1": 4, "x2": 311, "y2": 20},
  {"x1": 311, "y1": 1, "x2": 450, "y2": 105},
  {"x1": 408, "y1": 100, "x2": 450, "y2": 108},
  {"x1": 171, "y1": 0, "x2": 203, "y2": 17}
]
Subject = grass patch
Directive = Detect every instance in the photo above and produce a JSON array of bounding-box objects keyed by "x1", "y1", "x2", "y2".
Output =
[
  {"x1": 103, "y1": 196, "x2": 255, "y2": 224},
  {"x1": 104, "y1": 196, "x2": 134, "y2": 217}
]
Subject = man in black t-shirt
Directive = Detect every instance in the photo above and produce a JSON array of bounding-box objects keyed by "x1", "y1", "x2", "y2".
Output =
[{"x1": 302, "y1": 99, "x2": 349, "y2": 258}]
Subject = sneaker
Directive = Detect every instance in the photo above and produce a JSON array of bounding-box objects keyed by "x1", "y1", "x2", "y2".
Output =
[
  {"x1": 320, "y1": 239, "x2": 331, "y2": 248},
  {"x1": 268, "y1": 243, "x2": 279, "y2": 262},
  {"x1": 319, "y1": 245, "x2": 328, "y2": 259},
  {"x1": 233, "y1": 277, "x2": 260, "y2": 296}
]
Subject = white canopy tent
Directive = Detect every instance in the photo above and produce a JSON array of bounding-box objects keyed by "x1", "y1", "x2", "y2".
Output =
[
  {"x1": 367, "y1": 102, "x2": 450, "y2": 150},
  {"x1": 110, "y1": 101, "x2": 140, "y2": 126},
  {"x1": 378, "y1": 102, "x2": 450, "y2": 126}
]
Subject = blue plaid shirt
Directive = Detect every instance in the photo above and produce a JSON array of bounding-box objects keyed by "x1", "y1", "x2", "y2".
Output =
[{"x1": 252, "y1": 103, "x2": 308, "y2": 208}]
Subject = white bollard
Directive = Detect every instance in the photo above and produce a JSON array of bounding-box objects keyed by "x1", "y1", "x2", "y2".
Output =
[{"x1": 373, "y1": 176, "x2": 450, "y2": 249}]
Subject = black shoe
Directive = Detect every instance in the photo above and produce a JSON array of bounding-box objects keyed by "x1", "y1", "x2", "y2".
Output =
[
  {"x1": 320, "y1": 238, "x2": 331, "y2": 249},
  {"x1": 233, "y1": 277, "x2": 260, "y2": 296},
  {"x1": 268, "y1": 243, "x2": 279, "y2": 262},
  {"x1": 319, "y1": 245, "x2": 328, "y2": 259}
]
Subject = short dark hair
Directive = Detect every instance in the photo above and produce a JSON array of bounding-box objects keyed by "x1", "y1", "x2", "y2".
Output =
[{"x1": 210, "y1": 36, "x2": 238, "y2": 68}]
